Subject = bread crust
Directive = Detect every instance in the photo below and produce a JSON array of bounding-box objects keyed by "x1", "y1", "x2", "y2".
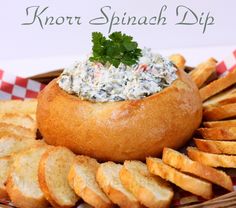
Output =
[
  {"x1": 6, "y1": 146, "x2": 49, "y2": 208},
  {"x1": 38, "y1": 146, "x2": 78, "y2": 208},
  {"x1": 96, "y1": 162, "x2": 142, "y2": 208},
  {"x1": 200, "y1": 69, "x2": 236, "y2": 101},
  {"x1": 203, "y1": 103, "x2": 236, "y2": 121},
  {"x1": 162, "y1": 148, "x2": 233, "y2": 191},
  {"x1": 187, "y1": 147, "x2": 236, "y2": 168},
  {"x1": 190, "y1": 58, "x2": 217, "y2": 88},
  {"x1": 119, "y1": 161, "x2": 173, "y2": 208},
  {"x1": 195, "y1": 139, "x2": 236, "y2": 155},
  {"x1": 68, "y1": 156, "x2": 112, "y2": 208},
  {"x1": 197, "y1": 127, "x2": 236, "y2": 140},
  {"x1": 203, "y1": 120, "x2": 236, "y2": 128},
  {"x1": 146, "y1": 157, "x2": 213, "y2": 200},
  {"x1": 37, "y1": 69, "x2": 202, "y2": 162}
]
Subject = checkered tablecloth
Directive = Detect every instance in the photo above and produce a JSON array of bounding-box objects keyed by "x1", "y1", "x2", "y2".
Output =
[
  {"x1": 0, "y1": 50, "x2": 236, "y2": 207},
  {"x1": 0, "y1": 70, "x2": 45, "y2": 99}
]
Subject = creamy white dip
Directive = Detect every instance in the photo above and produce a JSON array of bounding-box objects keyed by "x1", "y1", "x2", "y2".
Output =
[{"x1": 57, "y1": 48, "x2": 177, "y2": 102}]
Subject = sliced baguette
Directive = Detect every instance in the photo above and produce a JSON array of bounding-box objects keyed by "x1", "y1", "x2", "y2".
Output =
[
  {"x1": 187, "y1": 147, "x2": 236, "y2": 168},
  {"x1": 0, "y1": 100, "x2": 37, "y2": 115},
  {"x1": 195, "y1": 138, "x2": 236, "y2": 155},
  {"x1": 0, "y1": 113, "x2": 37, "y2": 132},
  {"x1": 197, "y1": 127, "x2": 236, "y2": 140},
  {"x1": 0, "y1": 136, "x2": 43, "y2": 157},
  {"x1": 162, "y1": 148, "x2": 233, "y2": 191},
  {"x1": 38, "y1": 146, "x2": 78, "y2": 207},
  {"x1": 0, "y1": 122, "x2": 36, "y2": 139},
  {"x1": 203, "y1": 86, "x2": 236, "y2": 109},
  {"x1": 146, "y1": 157, "x2": 213, "y2": 200},
  {"x1": 0, "y1": 157, "x2": 12, "y2": 199},
  {"x1": 169, "y1": 54, "x2": 186, "y2": 70},
  {"x1": 203, "y1": 120, "x2": 236, "y2": 128},
  {"x1": 6, "y1": 146, "x2": 49, "y2": 208},
  {"x1": 200, "y1": 69, "x2": 236, "y2": 101},
  {"x1": 96, "y1": 161, "x2": 141, "y2": 208},
  {"x1": 68, "y1": 155, "x2": 112, "y2": 208},
  {"x1": 119, "y1": 160, "x2": 173, "y2": 208},
  {"x1": 189, "y1": 58, "x2": 217, "y2": 88},
  {"x1": 203, "y1": 103, "x2": 236, "y2": 121}
]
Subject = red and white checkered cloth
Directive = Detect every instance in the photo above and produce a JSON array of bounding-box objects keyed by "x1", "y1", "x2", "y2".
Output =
[
  {"x1": 216, "y1": 49, "x2": 236, "y2": 76},
  {"x1": 0, "y1": 51, "x2": 236, "y2": 207},
  {"x1": 0, "y1": 69, "x2": 45, "y2": 100}
]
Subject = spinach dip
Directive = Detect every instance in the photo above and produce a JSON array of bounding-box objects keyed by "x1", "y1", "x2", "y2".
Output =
[{"x1": 57, "y1": 48, "x2": 177, "y2": 102}]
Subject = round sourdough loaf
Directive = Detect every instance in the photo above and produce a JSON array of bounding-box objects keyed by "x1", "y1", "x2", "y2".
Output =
[{"x1": 37, "y1": 69, "x2": 202, "y2": 162}]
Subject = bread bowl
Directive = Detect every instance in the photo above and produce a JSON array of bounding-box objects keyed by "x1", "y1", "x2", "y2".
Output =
[{"x1": 36, "y1": 32, "x2": 202, "y2": 162}]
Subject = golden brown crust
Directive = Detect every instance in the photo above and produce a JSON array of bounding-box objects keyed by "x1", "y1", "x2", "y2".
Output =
[
  {"x1": 200, "y1": 69, "x2": 236, "y2": 101},
  {"x1": 187, "y1": 147, "x2": 236, "y2": 168},
  {"x1": 169, "y1": 54, "x2": 186, "y2": 70},
  {"x1": 203, "y1": 86, "x2": 236, "y2": 109},
  {"x1": 68, "y1": 156, "x2": 112, "y2": 208},
  {"x1": 6, "y1": 146, "x2": 49, "y2": 208},
  {"x1": 38, "y1": 146, "x2": 78, "y2": 208},
  {"x1": 195, "y1": 139, "x2": 236, "y2": 155},
  {"x1": 197, "y1": 127, "x2": 236, "y2": 140},
  {"x1": 203, "y1": 120, "x2": 236, "y2": 128},
  {"x1": 146, "y1": 157, "x2": 213, "y2": 200},
  {"x1": 37, "y1": 69, "x2": 202, "y2": 162},
  {"x1": 203, "y1": 103, "x2": 236, "y2": 121},
  {"x1": 189, "y1": 58, "x2": 217, "y2": 88},
  {"x1": 119, "y1": 161, "x2": 173, "y2": 208},
  {"x1": 96, "y1": 162, "x2": 142, "y2": 208},
  {"x1": 162, "y1": 148, "x2": 233, "y2": 191}
]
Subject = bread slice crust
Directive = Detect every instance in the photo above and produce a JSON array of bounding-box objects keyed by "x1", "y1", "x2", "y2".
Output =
[
  {"x1": 96, "y1": 161, "x2": 142, "y2": 208},
  {"x1": 68, "y1": 155, "x2": 112, "y2": 208},
  {"x1": 162, "y1": 148, "x2": 233, "y2": 191},
  {"x1": 187, "y1": 147, "x2": 236, "y2": 168},
  {"x1": 6, "y1": 146, "x2": 49, "y2": 208},
  {"x1": 146, "y1": 157, "x2": 213, "y2": 200},
  {"x1": 38, "y1": 146, "x2": 78, "y2": 208},
  {"x1": 119, "y1": 160, "x2": 173, "y2": 208},
  {"x1": 195, "y1": 138, "x2": 236, "y2": 155}
]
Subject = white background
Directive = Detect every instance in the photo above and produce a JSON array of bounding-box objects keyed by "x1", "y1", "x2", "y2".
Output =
[{"x1": 0, "y1": 0, "x2": 235, "y2": 77}]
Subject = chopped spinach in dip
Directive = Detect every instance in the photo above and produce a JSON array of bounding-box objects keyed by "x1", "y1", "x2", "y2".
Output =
[{"x1": 57, "y1": 48, "x2": 177, "y2": 102}]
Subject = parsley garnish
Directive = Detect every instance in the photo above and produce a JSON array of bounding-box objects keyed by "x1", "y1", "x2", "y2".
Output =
[{"x1": 89, "y1": 32, "x2": 142, "y2": 67}]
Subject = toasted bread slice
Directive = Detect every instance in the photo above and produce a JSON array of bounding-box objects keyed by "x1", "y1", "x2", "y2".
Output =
[
  {"x1": 200, "y1": 69, "x2": 236, "y2": 101},
  {"x1": 119, "y1": 160, "x2": 173, "y2": 208},
  {"x1": 6, "y1": 146, "x2": 49, "y2": 208},
  {"x1": 203, "y1": 103, "x2": 236, "y2": 121},
  {"x1": 38, "y1": 146, "x2": 78, "y2": 207},
  {"x1": 203, "y1": 120, "x2": 236, "y2": 128},
  {"x1": 162, "y1": 148, "x2": 233, "y2": 191},
  {"x1": 0, "y1": 157, "x2": 12, "y2": 199},
  {"x1": 97, "y1": 161, "x2": 141, "y2": 208},
  {"x1": 0, "y1": 136, "x2": 43, "y2": 157},
  {"x1": 0, "y1": 122, "x2": 36, "y2": 139},
  {"x1": 203, "y1": 86, "x2": 236, "y2": 109},
  {"x1": 195, "y1": 138, "x2": 236, "y2": 155},
  {"x1": 189, "y1": 58, "x2": 217, "y2": 88},
  {"x1": 169, "y1": 54, "x2": 186, "y2": 70},
  {"x1": 146, "y1": 157, "x2": 213, "y2": 199},
  {"x1": 197, "y1": 127, "x2": 236, "y2": 140},
  {"x1": 187, "y1": 147, "x2": 236, "y2": 168},
  {"x1": 68, "y1": 156, "x2": 112, "y2": 208},
  {"x1": 0, "y1": 100, "x2": 37, "y2": 115},
  {"x1": 0, "y1": 113, "x2": 37, "y2": 132}
]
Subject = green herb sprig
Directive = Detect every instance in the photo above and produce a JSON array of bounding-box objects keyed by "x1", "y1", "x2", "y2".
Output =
[{"x1": 89, "y1": 32, "x2": 142, "y2": 67}]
